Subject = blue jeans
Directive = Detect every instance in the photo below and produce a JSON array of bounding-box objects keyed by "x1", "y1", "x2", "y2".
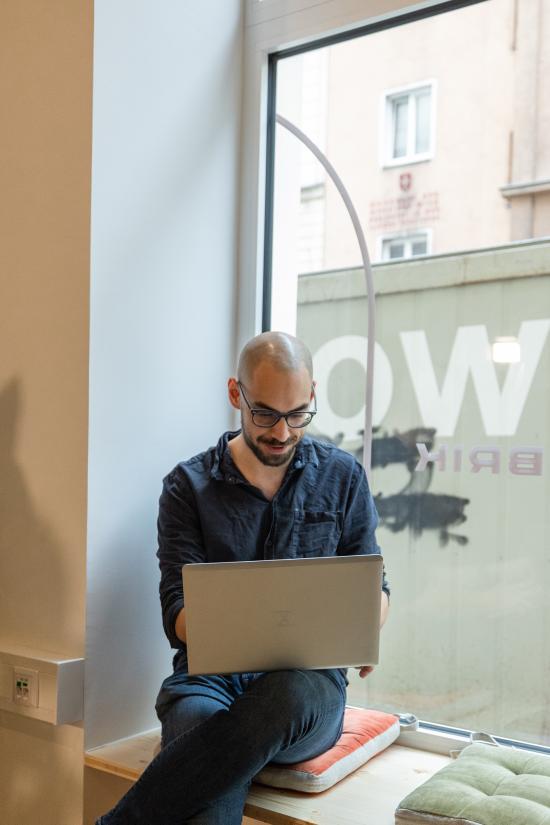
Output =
[{"x1": 96, "y1": 668, "x2": 346, "y2": 825}]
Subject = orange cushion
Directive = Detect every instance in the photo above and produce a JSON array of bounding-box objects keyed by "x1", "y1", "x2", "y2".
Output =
[{"x1": 254, "y1": 706, "x2": 400, "y2": 793}]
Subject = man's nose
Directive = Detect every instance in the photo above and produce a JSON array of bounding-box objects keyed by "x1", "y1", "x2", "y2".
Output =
[{"x1": 270, "y1": 416, "x2": 290, "y2": 441}]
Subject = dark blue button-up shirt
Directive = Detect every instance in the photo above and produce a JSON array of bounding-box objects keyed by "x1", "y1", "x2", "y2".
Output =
[{"x1": 157, "y1": 431, "x2": 389, "y2": 691}]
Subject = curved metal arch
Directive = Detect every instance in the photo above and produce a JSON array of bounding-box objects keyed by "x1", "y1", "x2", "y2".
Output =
[{"x1": 276, "y1": 114, "x2": 376, "y2": 475}]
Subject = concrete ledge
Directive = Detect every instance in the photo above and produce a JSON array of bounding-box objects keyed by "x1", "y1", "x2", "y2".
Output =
[{"x1": 298, "y1": 239, "x2": 550, "y2": 301}]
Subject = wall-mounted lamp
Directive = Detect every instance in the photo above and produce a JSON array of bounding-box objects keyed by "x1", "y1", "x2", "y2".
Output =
[{"x1": 492, "y1": 337, "x2": 521, "y2": 364}]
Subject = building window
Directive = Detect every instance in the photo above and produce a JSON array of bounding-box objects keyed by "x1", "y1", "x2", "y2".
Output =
[
  {"x1": 299, "y1": 183, "x2": 326, "y2": 273},
  {"x1": 380, "y1": 230, "x2": 431, "y2": 261},
  {"x1": 382, "y1": 82, "x2": 435, "y2": 166}
]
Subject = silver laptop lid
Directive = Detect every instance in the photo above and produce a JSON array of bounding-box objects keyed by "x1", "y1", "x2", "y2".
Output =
[{"x1": 182, "y1": 555, "x2": 383, "y2": 675}]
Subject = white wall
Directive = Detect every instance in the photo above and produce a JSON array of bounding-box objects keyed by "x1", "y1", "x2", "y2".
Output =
[{"x1": 86, "y1": 0, "x2": 243, "y2": 750}]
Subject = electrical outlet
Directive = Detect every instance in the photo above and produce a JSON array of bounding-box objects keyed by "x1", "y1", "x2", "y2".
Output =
[{"x1": 13, "y1": 667, "x2": 39, "y2": 707}]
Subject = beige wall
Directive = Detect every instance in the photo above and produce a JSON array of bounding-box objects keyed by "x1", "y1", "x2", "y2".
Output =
[
  {"x1": 322, "y1": 0, "x2": 515, "y2": 268},
  {"x1": 0, "y1": 2, "x2": 93, "y2": 823}
]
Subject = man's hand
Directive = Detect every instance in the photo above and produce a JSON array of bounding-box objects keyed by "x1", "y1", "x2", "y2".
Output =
[
  {"x1": 355, "y1": 592, "x2": 389, "y2": 679},
  {"x1": 175, "y1": 607, "x2": 187, "y2": 644}
]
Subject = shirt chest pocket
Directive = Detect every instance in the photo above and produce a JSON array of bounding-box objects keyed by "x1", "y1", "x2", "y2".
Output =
[{"x1": 291, "y1": 510, "x2": 343, "y2": 557}]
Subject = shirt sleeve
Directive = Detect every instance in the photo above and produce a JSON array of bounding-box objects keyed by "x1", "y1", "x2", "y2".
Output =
[
  {"x1": 157, "y1": 467, "x2": 206, "y2": 648},
  {"x1": 337, "y1": 459, "x2": 390, "y2": 597}
]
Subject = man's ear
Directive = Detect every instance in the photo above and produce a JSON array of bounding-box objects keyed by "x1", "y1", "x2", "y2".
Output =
[
  {"x1": 227, "y1": 377, "x2": 241, "y2": 410},
  {"x1": 311, "y1": 380, "x2": 317, "y2": 399}
]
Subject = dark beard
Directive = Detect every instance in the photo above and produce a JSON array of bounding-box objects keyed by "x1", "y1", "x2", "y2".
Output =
[{"x1": 241, "y1": 425, "x2": 297, "y2": 467}]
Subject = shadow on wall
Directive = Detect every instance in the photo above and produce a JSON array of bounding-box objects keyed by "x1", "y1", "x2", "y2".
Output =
[
  {"x1": 0, "y1": 711, "x2": 83, "y2": 825},
  {"x1": 0, "y1": 378, "x2": 79, "y2": 823},
  {"x1": 0, "y1": 378, "x2": 70, "y2": 648}
]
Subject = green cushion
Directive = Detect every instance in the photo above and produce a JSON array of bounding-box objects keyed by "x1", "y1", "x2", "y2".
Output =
[{"x1": 395, "y1": 743, "x2": 550, "y2": 825}]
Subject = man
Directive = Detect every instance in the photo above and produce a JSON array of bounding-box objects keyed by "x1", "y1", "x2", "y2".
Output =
[{"x1": 97, "y1": 331, "x2": 389, "y2": 825}]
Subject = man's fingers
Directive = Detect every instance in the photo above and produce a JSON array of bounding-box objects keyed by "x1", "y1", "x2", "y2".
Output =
[{"x1": 357, "y1": 665, "x2": 374, "y2": 678}]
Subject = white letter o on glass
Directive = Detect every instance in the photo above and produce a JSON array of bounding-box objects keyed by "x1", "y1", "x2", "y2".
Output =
[{"x1": 313, "y1": 335, "x2": 393, "y2": 440}]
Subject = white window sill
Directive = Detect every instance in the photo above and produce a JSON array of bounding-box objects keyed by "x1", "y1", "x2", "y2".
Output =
[{"x1": 381, "y1": 154, "x2": 434, "y2": 169}]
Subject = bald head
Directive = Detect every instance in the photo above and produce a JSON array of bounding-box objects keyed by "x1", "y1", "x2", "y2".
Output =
[{"x1": 237, "y1": 332, "x2": 313, "y2": 386}]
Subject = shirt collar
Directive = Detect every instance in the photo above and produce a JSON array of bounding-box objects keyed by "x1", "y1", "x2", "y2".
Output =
[
  {"x1": 291, "y1": 436, "x2": 318, "y2": 470},
  {"x1": 210, "y1": 430, "x2": 239, "y2": 480},
  {"x1": 210, "y1": 431, "x2": 319, "y2": 480}
]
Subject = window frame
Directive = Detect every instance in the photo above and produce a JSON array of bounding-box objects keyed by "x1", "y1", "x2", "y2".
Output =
[
  {"x1": 380, "y1": 80, "x2": 437, "y2": 168},
  {"x1": 378, "y1": 228, "x2": 433, "y2": 261},
  {"x1": 238, "y1": 0, "x2": 548, "y2": 756},
  {"x1": 239, "y1": 0, "x2": 480, "y2": 341}
]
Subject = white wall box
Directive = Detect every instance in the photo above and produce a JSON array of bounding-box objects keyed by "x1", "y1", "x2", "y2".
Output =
[{"x1": 0, "y1": 644, "x2": 84, "y2": 725}]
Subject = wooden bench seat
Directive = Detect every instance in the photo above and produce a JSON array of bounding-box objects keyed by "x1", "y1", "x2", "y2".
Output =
[{"x1": 85, "y1": 729, "x2": 450, "y2": 825}]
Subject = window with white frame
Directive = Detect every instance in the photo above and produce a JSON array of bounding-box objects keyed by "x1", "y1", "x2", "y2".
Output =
[
  {"x1": 262, "y1": 0, "x2": 550, "y2": 751},
  {"x1": 380, "y1": 231, "x2": 431, "y2": 261},
  {"x1": 297, "y1": 49, "x2": 328, "y2": 274},
  {"x1": 383, "y1": 82, "x2": 435, "y2": 166},
  {"x1": 299, "y1": 183, "x2": 326, "y2": 272}
]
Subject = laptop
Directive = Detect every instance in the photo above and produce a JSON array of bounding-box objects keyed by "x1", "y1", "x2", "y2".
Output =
[{"x1": 182, "y1": 554, "x2": 383, "y2": 675}]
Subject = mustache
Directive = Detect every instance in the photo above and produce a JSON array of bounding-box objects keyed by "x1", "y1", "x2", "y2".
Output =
[{"x1": 258, "y1": 436, "x2": 296, "y2": 447}]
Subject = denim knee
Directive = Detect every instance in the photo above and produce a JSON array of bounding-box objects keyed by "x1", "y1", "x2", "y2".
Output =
[
  {"x1": 161, "y1": 696, "x2": 222, "y2": 747},
  {"x1": 253, "y1": 669, "x2": 341, "y2": 720}
]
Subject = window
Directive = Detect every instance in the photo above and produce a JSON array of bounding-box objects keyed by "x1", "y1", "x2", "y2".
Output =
[
  {"x1": 264, "y1": 0, "x2": 550, "y2": 750},
  {"x1": 299, "y1": 183, "x2": 326, "y2": 273},
  {"x1": 298, "y1": 49, "x2": 328, "y2": 274},
  {"x1": 383, "y1": 82, "x2": 435, "y2": 166},
  {"x1": 380, "y1": 231, "x2": 431, "y2": 261}
]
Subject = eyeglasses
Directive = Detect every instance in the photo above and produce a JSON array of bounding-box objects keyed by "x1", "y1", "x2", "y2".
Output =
[{"x1": 238, "y1": 382, "x2": 317, "y2": 429}]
